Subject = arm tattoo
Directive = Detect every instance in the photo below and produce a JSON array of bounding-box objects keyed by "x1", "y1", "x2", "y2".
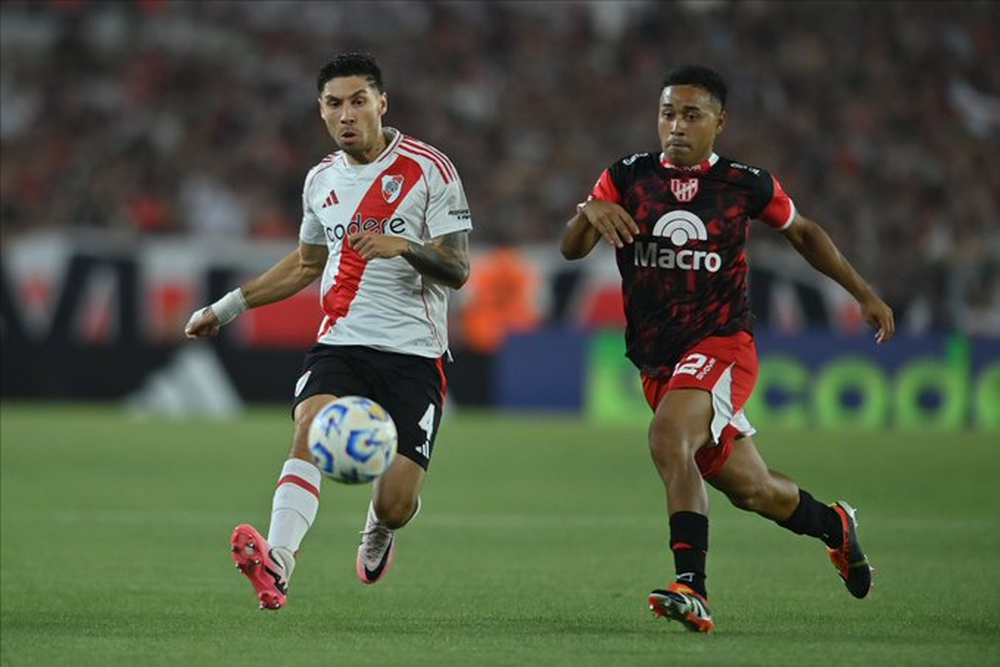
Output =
[{"x1": 402, "y1": 230, "x2": 471, "y2": 289}]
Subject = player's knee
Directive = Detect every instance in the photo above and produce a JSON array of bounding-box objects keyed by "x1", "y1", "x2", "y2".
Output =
[
  {"x1": 293, "y1": 410, "x2": 310, "y2": 439},
  {"x1": 291, "y1": 403, "x2": 323, "y2": 458},
  {"x1": 647, "y1": 416, "x2": 696, "y2": 467},
  {"x1": 291, "y1": 412, "x2": 311, "y2": 439},
  {"x1": 725, "y1": 483, "x2": 771, "y2": 513}
]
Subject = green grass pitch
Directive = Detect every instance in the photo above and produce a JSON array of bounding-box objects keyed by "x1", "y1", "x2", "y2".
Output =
[{"x1": 2, "y1": 403, "x2": 998, "y2": 666}]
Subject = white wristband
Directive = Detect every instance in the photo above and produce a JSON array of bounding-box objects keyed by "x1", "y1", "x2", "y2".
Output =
[{"x1": 209, "y1": 288, "x2": 249, "y2": 326}]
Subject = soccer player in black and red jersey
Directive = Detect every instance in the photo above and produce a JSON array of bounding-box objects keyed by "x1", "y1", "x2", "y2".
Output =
[{"x1": 560, "y1": 65, "x2": 895, "y2": 633}]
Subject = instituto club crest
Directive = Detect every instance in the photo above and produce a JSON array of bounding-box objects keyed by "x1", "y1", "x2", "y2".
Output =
[
  {"x1": 381, "y1": 175, "x2": 404, "y2": 203},
  {"x1": 670, "y1": 178, "x2": 699, "y2": 203}
]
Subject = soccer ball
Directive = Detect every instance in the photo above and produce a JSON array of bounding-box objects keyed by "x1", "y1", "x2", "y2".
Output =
[{"x1": 308, "y1": 396, "x2": 398, "y2": 484}]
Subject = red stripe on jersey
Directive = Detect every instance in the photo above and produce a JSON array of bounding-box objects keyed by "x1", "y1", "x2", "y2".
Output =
[
  {"x1": 759, "y1": 174, "x2": 795, "y2": 229},
  {"x1": 399, "y1": 138, "x2": 456, "y2": 183},
  {"x1": 588, "y1": 169, "x2": 622, "y2": 204},
  {"x1": 400, "y1": 137, "x2": 456, "y2": 180},
  {"x1": 398, "y1": 143, "x2": 454, "y2": 184},
  {"x1": 319, "y1": 154, "x2": 425, "y2": 335},
  {"x1": 319, "y1": 244, "x2": 367, "y2": 337},
  {"x1": 276, "y1": 474, "x2": 320, "y2": 499},
  {"x1": 425, "y1": 145, "x2": 457, "y2": 181}
]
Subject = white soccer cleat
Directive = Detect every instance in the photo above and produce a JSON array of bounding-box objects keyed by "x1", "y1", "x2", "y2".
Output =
[{"x1": 355, "y1": 498, "x2": 420, "y2": 585}]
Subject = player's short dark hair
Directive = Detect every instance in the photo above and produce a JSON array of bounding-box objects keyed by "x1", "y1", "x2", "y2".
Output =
[
  {"x1": 662, "y1": 65, "x2": 727, "y2": 110},
  {"x1": 317, "y1": 52, "x2": 384, "y2": 93}
]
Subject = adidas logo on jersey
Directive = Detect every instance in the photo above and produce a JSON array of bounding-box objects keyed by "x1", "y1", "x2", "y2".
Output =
[
  {"x1": 634, "y1": 211, "x2": 722, "y2": 272},
  {"x1": 322, "y1": 189, "x2": 339, "y2": 208}
]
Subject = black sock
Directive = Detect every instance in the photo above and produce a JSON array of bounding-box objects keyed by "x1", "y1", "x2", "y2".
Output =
[
  {"x1": 776, "y1": 489, "x2": 843, "y2": 548},
  {"x1": 669, "y1": 511, "x2": 708, "y2": 598}
]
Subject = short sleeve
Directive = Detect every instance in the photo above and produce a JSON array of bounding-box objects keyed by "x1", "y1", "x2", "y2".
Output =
[
  {"x1": 425, "y1": 168, "x2": 472, "y2": 239},
  {"x1": 299, "y1": 172, "x2": 327, "y2": 245},
  {"x1": 587, "y1": 168, "x2": 622, "y2": 205},
  {"x1": 756, "y1": 174, "x2": 797, "y2": 230}
]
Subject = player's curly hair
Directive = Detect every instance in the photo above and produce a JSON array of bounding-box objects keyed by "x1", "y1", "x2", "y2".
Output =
[
  {"x1": 662, "y1": 65, "x2": 727, "y2": 110},
  {"x1": 317, "y1": 52, "x2": 384, "y2": 93}
]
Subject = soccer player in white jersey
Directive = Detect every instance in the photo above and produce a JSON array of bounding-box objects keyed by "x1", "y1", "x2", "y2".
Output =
[{"x1": 185, "y1": 53, "x2": 472, "y2": 610}]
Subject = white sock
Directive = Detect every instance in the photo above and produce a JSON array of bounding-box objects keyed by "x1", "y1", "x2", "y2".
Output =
[{"x1": 267, "y1": 458, "x2": 321, "y2": 552}]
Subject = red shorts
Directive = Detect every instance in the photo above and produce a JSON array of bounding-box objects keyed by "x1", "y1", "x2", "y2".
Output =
[{"x1": 641, "y1": 331, "x2": 758, "y2": 479}]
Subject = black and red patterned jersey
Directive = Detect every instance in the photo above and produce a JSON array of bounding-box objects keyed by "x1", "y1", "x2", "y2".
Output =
[{"x1": 587, "y1": 151, "x2": 796, "y2": 377}]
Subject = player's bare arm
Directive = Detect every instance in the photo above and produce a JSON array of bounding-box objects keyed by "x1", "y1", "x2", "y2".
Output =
[
  {"x1": 782, "y1": 214, "x2": 895, "y2": 343},
  {"x1": 404, "y1": 230, "x2": 470, "y2": 289},
  {"x1": 560, "y1": 200, "x2": 640, "y2": 259},
  {"x1": 349, "y1": 229, "x2": 470, "y2": 289},
  {"x1": 242, "y1": 242, "x2": 328, "y2": 307},
  {"x1": 184, "y1": 242, "x2": 328, "y2": 339}
]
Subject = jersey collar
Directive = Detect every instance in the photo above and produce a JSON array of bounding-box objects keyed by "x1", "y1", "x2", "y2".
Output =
[
  {"x1": 659, "y1": 152, "x2": 719, "y2": 173},
  {"x1": 376, "y1": 127, "x2": 402, "y2": 163}
]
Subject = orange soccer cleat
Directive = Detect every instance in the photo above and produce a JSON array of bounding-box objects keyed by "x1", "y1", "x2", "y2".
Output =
[
  {"x1": 828, "y1": 501, "x2": 873, "y2": 599},
  {"x1": 649, "y1": 582, "x2": 715, "y2": 633}
]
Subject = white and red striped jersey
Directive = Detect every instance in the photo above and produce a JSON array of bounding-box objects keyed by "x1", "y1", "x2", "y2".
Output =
[{"x1": 299, "y1": 128, "x2": 472, "y2": 357}]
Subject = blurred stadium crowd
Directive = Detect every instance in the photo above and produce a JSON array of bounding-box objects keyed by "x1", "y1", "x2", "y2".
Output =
[{"x1": 1, "y1": 0, "x2": 998, "y2": 334}]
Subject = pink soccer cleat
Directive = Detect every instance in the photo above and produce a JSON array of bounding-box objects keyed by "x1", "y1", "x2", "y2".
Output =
[{"x1": 231, "y1": 524, "x2": 291, "y2": 610}]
